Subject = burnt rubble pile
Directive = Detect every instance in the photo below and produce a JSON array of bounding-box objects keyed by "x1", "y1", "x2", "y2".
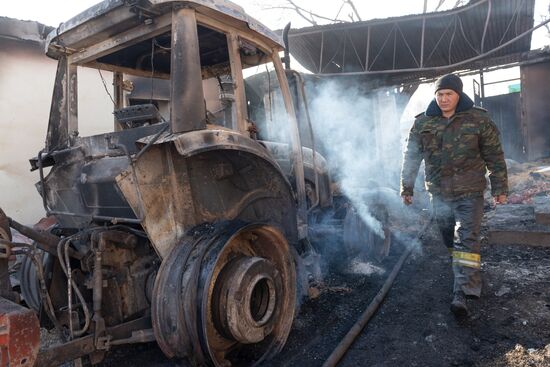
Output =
[{"x1": 505, "y1": 158, "x2": 550, "y2": 204}]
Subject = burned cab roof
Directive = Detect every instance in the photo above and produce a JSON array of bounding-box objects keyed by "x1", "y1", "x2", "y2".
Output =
[{"x1": 45, "y1": 0, "x2": 283, "y2": 77}]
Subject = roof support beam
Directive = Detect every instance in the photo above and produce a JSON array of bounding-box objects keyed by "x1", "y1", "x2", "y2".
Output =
[
  {"x1": 169, "y1": 7, "x2": 206, "y2": 133},
  {"x1": 420, "y1": 17, "x2": 426, "y2": 67},
  {"x1": 365, "y1": 25, "x2": 371, "y2": 71},
  {"x1": 227, "y1": 32, "x2": 248, "y2": 133},
  {"x1": 55, "y1": 4, "x2": 135, "y2": 49},
  {"x1": 316, "y1": 17, "x2": 550, "y2": 76},
  {"x1": 319, "y1": 31, "x2": 324, "y2": 73},
  {"x1": 480, "y1": 0, "x2": 493, "y2": 53}
]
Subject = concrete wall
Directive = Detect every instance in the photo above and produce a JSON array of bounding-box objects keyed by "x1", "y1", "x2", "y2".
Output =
[{"x1": 0, "y1": 36, "x2": 112, "y2": 224}]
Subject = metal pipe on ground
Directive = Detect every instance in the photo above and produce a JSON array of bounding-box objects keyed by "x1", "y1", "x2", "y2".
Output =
[{"x1": 322, "y1": 216, "x2": 433, "y2": 367}]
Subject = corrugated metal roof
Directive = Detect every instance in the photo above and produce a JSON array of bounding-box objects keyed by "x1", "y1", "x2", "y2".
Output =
[{"x1": 288, "y1": 0, "x2": 536, "y2": 75}]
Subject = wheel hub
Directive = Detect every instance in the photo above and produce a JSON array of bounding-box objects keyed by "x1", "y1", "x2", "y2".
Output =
[
  {"x1": 152, "y1": 222, "x2": 296, "y2": 366},
  {"x1": 215, "y1": 257, "x2": 280, "y2": 344}
]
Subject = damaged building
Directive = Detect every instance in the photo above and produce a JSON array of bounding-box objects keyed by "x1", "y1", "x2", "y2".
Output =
[{"x1": 287, "y1": 0, "x2": 550, "y2": 163}]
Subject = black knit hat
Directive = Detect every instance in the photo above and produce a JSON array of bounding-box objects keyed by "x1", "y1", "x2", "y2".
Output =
[{"x1": 434, "y1": 74, "x2": 463, "y2": 94}]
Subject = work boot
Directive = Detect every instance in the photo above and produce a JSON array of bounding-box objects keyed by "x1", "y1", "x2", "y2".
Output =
[{"x1": 450, "y1": 291, "x2": 468, "y2": 317}]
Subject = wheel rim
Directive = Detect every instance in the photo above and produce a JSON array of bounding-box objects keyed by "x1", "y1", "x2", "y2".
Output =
[{"x1": 152, "y1": 221, "x2": 296, "y2": 366}]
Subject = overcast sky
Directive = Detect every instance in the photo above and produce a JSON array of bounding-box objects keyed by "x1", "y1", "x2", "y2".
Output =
[{"x1": 2, "y1": 0, "x2": 549, "y2": 49}]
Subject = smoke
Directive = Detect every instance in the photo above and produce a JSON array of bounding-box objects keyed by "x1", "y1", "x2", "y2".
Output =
[
  {"x1": 307, "y1": 79, "x2": 406, "y2": 238},
  {"x1": 246, "y1": 69, "x2": 427, "y2": 264}
]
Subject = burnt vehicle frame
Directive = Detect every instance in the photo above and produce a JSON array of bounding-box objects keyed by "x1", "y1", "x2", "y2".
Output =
[
  {"x1": 0, "y1": 1, "x2": 332, "y2": 366},
  {"x1": 0, "y1": 1, "x2": 390, "y2": 366}
]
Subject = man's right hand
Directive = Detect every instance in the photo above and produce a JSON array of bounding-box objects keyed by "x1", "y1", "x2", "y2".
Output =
[{"x1": 402, "y1": 195, "x2": 413, "y2": 206}]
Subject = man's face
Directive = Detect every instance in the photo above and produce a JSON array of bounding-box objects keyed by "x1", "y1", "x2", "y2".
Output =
[{"x1": 435, "y1": 89, "x2": 460, "y2": 115}]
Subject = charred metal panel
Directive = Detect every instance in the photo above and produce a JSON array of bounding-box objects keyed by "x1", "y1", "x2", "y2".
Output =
[
  {"x1": 79, "y1": 157, "x2": 137, "y2": 218},
  {"x1": 521, "y1": 61, "x2": 550, "y2": 161},
  {"x1": 45, "y1": 56, "x2": 77, "y2": 150},
  {"x1": 46, "y1": 57, "x2": 70, "y2": 151},
  {"x1": 482, "y1": 93, "x2": 525, "y2": 162},
  {"x1": 117, "y1": 129, "x2": 298, "y2": 258},
  {"x1": 41, "y1": 123, "x2": 167, "y2": 228},
  {"x1": 45, "y1": 0, "x2": 134, "y2": 56}
]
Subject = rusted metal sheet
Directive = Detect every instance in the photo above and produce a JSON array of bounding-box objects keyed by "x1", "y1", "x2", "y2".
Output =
[
  {"x1": 521, "y1": 61, "x2": 550, "y2": 161},
  {"x1": 0, "y1": 298, "x2": 40, "y2": 367},
  {"x1": 482, "y1": 93, "x2": 525, "y2": 162}
]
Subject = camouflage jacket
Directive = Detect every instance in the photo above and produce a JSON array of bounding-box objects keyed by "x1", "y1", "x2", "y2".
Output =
[{"x1": 400, "y1": 98, "x2": 508, "y2": 200}]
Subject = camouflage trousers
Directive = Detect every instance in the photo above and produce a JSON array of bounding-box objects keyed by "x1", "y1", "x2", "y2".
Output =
[{"x1": 431, "y1": 195, "x2": 484, "y2": 298}]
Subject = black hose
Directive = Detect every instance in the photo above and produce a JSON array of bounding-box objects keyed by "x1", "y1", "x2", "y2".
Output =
[
  {"x1": 57, "y1": 236, "x2": 91, "y2": 338},
  {"x1": 322, "y1": 216, "x2": 433, "y2": 367}
]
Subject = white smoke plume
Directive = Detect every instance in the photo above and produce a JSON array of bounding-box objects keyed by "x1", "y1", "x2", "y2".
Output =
[{"x1": 307, "y1": 79, "x2": 406, "y2": 238}]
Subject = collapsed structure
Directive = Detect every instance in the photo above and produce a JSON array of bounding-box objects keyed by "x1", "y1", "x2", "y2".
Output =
[{"x1": 288, "y1": 0, "x2": 550, "y2": 162}]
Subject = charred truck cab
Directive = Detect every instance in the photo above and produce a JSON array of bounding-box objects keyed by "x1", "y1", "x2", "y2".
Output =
[{"x1": 0, "y1": 1, "x2": 334, "y2": 366}]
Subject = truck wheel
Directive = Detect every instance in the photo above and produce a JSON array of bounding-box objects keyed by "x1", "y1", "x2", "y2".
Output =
[{"x1": 152, "y1": 221, "x2": 296, "y2": 366}]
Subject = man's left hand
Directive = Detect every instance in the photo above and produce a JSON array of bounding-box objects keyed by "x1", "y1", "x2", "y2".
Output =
[{"x1": 494, "y1": 194, "x2": 508, "y2": 205}]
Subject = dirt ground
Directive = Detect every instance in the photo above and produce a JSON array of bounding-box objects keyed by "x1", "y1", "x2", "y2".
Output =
[
  {"x1": 97, "y1": 204, "x2": 550, "y2": 367},
  {"x1": 335, "y1": 222, "x2": 550, "y2": 367}
]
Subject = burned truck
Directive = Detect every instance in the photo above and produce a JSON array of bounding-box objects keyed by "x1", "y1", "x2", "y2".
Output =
[{"x1": 0, "y1": 1, "x2": 387, "y2": 366}]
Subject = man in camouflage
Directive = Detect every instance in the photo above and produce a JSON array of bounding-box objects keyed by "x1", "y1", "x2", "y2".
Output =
[{"x1": 400, "y1": 74, "x2": 508, "y2": 316}]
